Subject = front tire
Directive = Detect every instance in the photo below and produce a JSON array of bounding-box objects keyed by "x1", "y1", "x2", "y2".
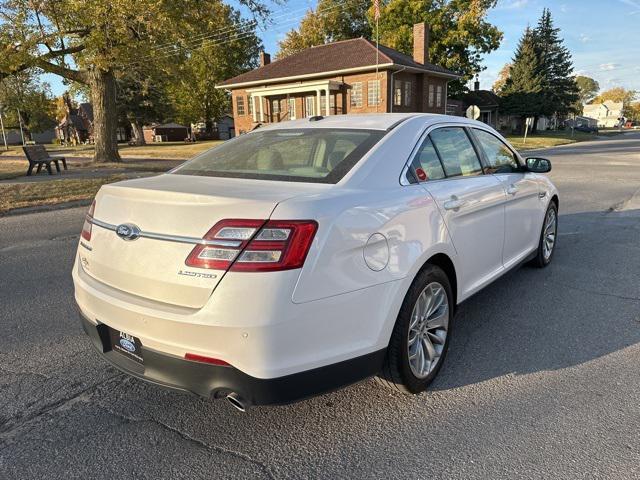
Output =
[
  {"x1": 377, "y1": 265, "x2": 453, "y2": 394},
  {"x1": 530, "y1": 201, "x2": 558, "y2": 268}
]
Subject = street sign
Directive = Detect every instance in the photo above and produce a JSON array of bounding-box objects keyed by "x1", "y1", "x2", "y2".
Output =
[{"x1": 466, "y1": 105, "x2": 480, "y2": 120}]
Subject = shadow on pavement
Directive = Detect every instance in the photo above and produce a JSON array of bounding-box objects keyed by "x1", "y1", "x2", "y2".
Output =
[{"x1": 431, "y1": 208, "x2": 640, "y2": 391}]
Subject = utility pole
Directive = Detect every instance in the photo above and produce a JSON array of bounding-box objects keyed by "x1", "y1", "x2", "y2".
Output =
[
  {"x1": 17, "y1": 108, "x2": 26, "y2": 145},
  {"x1": 0, "y1": 107, "x2": 7, "y2": 150}
]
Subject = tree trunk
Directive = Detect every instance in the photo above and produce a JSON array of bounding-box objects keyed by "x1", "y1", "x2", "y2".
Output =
[
  {"x1": 130, "y1": 120, "x2": 146, "y2": 145},
  {"x1": 532, "y1": 116, "x2": 539, "y2": 134},
  {"x1": 89, "y1": 68, "x2": 121, "y2": 162}
]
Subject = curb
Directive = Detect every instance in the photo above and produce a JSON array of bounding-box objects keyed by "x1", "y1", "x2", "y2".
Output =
[{"x1": 0, "y1": 199, "x2": 92, "y2": 218}]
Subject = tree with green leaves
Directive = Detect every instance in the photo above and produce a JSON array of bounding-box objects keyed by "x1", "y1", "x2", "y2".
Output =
[
  {"x1": 278, "y1": 0, "x2": 372, "y2": 57},
  {"x1": 500, "y1": 28, "x2": 544, "y2": 125},
  {"x1": 0, "y1": 0, "x2": 272, "y2": 162},
  {"x1": 375, "y1": 0, "x2": 502, "y2": 95},
  {"x1": 0, "y1": 71, "x2": 56, "y2": 137},
  {"x1": 531, "y1": 8, "x2": 579, "y2": 130},
  {"x1": 278, "y1": 0, "x2": 502, "y2": 96},
  {"x1": 572, "y1": 75, "x2": 599, "y2": 114},
  {"x1": 117, "y1": 70, "x2": 175, "y2": 146},
  {"x1": 575, "y1": 76, "x2": 599, "y2": 104},
  {"x1": 167, "y1": 9, "x2": 262, "y2": 135}
]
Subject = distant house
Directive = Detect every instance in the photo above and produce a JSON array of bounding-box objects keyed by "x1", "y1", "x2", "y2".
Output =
[
  {"x1": 191, "y1": 115, "x2": 235, "y2": 140},
  {"x1": 564, "y1": 115, "x2": 598, "y2": 129},
  {"x1": 447, "y1": 79, "x2": 500, "y2": 129},
  {"x1": 56, "y1": 101, "x2": 94, "y2": 144},
  {"x1": 583, "y1": 101, "x2": 624, "y2": 128},
  {"x1": 143, "y1": 122, "x2": 189, "y2": 142},
  {"x1": 217, "y1": 23, "x2": 460, "y2": 134}
]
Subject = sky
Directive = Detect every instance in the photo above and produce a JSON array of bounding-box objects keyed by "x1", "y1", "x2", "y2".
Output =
[{"x1": 44, "y1": 0, "x2": 640, "y2": 96}]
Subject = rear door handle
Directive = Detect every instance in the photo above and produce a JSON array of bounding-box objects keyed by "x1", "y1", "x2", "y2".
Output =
[
  {"x1": 506, "y1": 184, "x2": 519, "y2": 196},
  {"x1": 443, "y1": 197, "x2": 466, "y2": 211}
]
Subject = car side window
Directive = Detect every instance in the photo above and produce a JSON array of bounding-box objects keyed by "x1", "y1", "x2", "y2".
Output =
[
  {"x1": 429, "y1": 127, "x2": 483, "y2": 177},
  {"x1": 472, "y1": 129, "x2": 520, "y2": 174},
  {"x1": 409, "y1": 136, "x2": 446, "y2": 182}
]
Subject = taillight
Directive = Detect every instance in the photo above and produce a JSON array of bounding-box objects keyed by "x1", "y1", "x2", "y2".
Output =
[
  {"x1": 185, "y1": 219, "x2": 318, "y2": 272},
  {"x1": 81, "y1": 200, "x2": 96, "y2": 241}
]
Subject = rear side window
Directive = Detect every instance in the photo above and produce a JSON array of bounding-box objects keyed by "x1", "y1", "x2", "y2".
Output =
[
  {"x1": 409, "y1": 136, "x2": 446, "y2": 182},
  {"x1": 172, "y1": 129, "x2": 385, "y2": 184},
  {"x1": 472, "y1": 129, "x2": 520, "y2": 174},
  {"x1": 430, "y1": 127, "x2": 483, "y2": 177}
]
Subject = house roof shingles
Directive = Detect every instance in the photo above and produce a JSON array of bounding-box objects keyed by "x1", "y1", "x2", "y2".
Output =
[
  {"x1": 218, "y1": 38, "x2": 459, "y2": 87},
  {"x1": 462, "y1": 90, "x2": 500, "y2": 109}
]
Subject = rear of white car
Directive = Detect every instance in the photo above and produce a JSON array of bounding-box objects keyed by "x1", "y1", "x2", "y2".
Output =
[
  {"x1": 73, "y1": 113, "x2": 558, "y2": 409},
  {"x1": 73, "y1": 121, "x2": 404, "y2": 407}
]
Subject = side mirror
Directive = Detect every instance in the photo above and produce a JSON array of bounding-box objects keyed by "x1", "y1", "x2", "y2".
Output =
[{"x1": 526, "y1": 157, "x2": 552, "y2": 173}]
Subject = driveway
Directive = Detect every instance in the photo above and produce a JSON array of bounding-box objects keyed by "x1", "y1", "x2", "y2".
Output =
[{"x1": 1, "y1": 133, "x2": 639, "y2": 479}]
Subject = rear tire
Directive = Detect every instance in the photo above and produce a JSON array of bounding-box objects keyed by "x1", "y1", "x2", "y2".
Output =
[
  {"x1": 529, "y1": 201, "x2": 558, "y2": 268},
  {"x1": 377, "y1": 265, "x2": 454, "y2": 394}
]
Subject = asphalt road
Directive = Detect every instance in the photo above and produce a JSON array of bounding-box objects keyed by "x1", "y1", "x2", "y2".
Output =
[{"x1": 1, "y1": 132, "x2": 639, "y2": 479}]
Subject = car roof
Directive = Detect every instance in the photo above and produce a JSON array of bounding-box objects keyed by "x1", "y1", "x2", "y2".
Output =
[{"x1": 257, "y1": 113, "x2": 482, "y2": 132}]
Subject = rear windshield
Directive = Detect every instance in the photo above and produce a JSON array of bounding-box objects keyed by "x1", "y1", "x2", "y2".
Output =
[{"x1": 172, "y1": 128, "x2": 385, "y2": 184}]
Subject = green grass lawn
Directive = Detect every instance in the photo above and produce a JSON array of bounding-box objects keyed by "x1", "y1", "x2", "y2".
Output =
[{"x1": 505, "y1": 131, "x2": 598, "y2": 150}]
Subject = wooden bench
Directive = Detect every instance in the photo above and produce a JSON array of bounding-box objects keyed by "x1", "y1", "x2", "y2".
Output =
[{"x1": 22, "y1": 145, "x2": 68, "y2": 176}]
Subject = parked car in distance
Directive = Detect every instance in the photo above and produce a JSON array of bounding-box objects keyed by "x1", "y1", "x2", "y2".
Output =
[
  {"x1": 73, "y1": 113, "x2": 559, "y2": 411},
  {"x1": 574, "y1": 124, "x2": 598, "y2": 133}
]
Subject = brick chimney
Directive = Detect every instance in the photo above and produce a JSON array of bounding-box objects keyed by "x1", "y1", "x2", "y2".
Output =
[
  {"x1": 259, "y1": 52, "x2": 271, "y2": 67},
  {"x1": 413, "y1": 23, "x2": 430, "y2": 65}
]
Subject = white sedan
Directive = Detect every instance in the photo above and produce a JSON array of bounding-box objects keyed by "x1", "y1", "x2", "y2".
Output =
[{"x1": 73, "y1": 113, "x2": 558, "y2": 411}]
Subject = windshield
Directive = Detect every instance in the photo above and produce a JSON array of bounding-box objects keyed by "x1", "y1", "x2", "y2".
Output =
[{"x1": 172, "y1": 128, "x2": 385, "y2": 184}]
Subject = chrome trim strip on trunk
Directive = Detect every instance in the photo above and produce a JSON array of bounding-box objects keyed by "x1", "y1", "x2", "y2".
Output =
[{"x1": 88, "y1": 217, "x2": 242, "y2": 247}]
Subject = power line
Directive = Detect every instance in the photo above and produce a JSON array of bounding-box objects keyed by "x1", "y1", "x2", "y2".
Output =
[{"x1": 134, "y1": 0, "x2": 352, "y2": 59}]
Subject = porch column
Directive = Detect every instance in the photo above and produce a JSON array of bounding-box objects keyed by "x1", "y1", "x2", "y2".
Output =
[
  {"x1": 316, "y1": 89, "x2": 321, "y2": 116},
  {"x1": 251, "y1": 95, "x2": 258, "y2": 123},
  {"x1": 259, "y1": 95, "x2": 265, "y2": 122},
  {"x1": 286, "y1": 93, "x2": 290, "y2": 120},
  {"x1": 325, "y1": 88, "x2": 331, "y2": 115}
]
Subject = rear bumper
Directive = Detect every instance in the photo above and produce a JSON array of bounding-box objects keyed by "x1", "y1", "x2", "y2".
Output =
[{"x1": 80, "y1": 313, "x2": 385, "y2": 406}]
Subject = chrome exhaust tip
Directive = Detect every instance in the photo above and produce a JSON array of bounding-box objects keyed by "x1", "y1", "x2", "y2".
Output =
[{"x1": 226, "y1": 392, "x2": 247, "y2": 412}]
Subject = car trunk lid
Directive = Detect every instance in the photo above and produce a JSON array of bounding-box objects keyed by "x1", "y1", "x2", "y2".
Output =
[{"x1": 81, "y1": 174, "x2": 325, "y2": 309}]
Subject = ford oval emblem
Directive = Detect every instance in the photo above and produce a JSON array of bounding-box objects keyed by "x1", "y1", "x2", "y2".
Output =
[
  {"x1": 115, "y1": 223, "x2": 141, "y2": 241},
  {"x1": 119, "y1": 338, "x2": 136, "y2": 352}
]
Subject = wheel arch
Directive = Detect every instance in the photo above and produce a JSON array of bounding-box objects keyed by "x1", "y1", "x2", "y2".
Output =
[
  {"x1": 551, "y1": 194, "x2": 559, "y2": 208},
  {"x1": 420, "y1": 253, "x2": 458, "y2": 308}
]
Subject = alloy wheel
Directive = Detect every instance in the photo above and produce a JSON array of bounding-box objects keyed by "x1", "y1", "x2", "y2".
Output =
[
  {"x1": 542, "y1": 208, "x2": 557, "y2": 261},
  {"x1": 407, "y1": 282, "x2": 449, "y2": 379}
]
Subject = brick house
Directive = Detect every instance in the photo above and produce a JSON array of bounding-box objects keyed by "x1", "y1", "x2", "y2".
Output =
[{"x1": 217, "y1": 23, "x2": 460, "y2": 134}]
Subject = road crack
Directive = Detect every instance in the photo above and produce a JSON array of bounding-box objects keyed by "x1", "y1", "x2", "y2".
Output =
[
  {"x1": 98, "y1": 406, "x2": 276, "y2": 479},
  {"x1": 0, "y1": 373, "x2": 125, "y2": 441}
]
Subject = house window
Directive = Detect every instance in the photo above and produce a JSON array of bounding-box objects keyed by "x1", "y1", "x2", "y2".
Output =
[
  {"x1": 367, "y1": 80, "x2": 380, "y2": 106},
  {"x1": 404, "y1": 81, "x2": 412, "y2": 107},
  {"x1": 436, "y1": 85, "x2": 443, "y2": 108},
  {"x1": 305, "y1": 96, "x2": 315, "y2": 117},
  {"x1": 428, "y1": 84, "x2": 435, "y2": 108},
  {"x1": 272, "y1": 98, "x2": 280, "y2": 114},
  {"x1": 247, "y1": 94, "x2": 253, "y2": 115},
  {"x1": 394, "y1": 80, "x2": 402, "y2": 106},
  {"x1": 236, "y1": 96, "x2": 245, "y2": 116},
  {"x1": 350, "y1": 82, "x2": 363, "y2": 108},
  {"x1": 330, "y1": 94, "x2": 336, "y2": 114},
  {"x1": 288, "y1": 98, "x2": 296, "y2": 120}
]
